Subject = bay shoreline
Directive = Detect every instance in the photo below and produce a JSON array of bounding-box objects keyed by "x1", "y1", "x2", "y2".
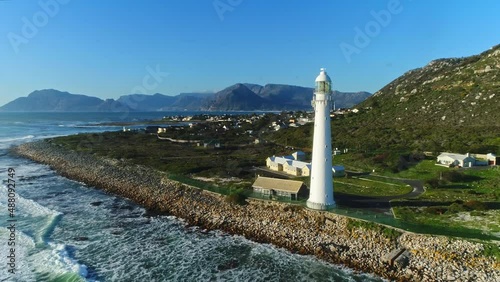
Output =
[{"x1": 13, "y1": 140, "x2": 499, "y2": 281}]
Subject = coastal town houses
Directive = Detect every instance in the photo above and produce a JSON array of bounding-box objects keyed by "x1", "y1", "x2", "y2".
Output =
[{"x1": 252, "y1": 176, "x2": 307, "y2": 200}]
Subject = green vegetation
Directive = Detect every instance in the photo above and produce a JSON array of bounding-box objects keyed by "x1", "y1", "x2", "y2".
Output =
[
  {"x1": 421, "y1": 167, "x2": 499, "y2": 202},
  {"x1": 392, "y1": 206, "x2": 500, "y2": 238},
  {"x1": 334, "y1": 177, "x2": 412, "y2": 197},
  {"x1": 482, "y1": 243, "x2": 500, "y2": 260},
  {"x1": 52, "y1": 130, "x2": 280, "y2": 196},
  {"x1": 379, "y1": 160, "x2": 449, "y2": 180},
  {"x1": 225, "y1": 189, "x2": 249, "y2": 205},
  {"x1": 346, "y1": 218, "x2": 402, "y2": 241},
  {"x1": 54, "y1": 131, "x2": 283, "y2": 179},
  {"x1": 333, "y1": 205, "x2": 499, "y2": 241}
]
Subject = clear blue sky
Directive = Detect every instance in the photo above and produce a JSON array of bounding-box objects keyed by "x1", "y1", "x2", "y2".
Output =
[{"x1": 1, "y1": 0, "x2": 499, "y2": 106}]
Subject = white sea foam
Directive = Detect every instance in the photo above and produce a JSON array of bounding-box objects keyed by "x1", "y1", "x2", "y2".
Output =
[
  {"x1": 0, "y1": 228, "x2": 88, "y2": 281},
  {"x1": 0, "y1": 135, "x2": 35, "y2": 143},
  {"x1": 0, "y1": 135, "x2": 36, "y2": 149},
  {"x1": 25, "y1": 242, "x2": 89, "y2": 282},
  {"x1": 34, "y1": 134, "x2": 67, "y2": 139},
  {"x1": 76, "y1": 214, "x2": 385, "y2": 282}
]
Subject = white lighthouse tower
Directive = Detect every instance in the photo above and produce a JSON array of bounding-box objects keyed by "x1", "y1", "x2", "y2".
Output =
[{"x1": 307, "y1": 68, "x2": 335, "y2": 210}]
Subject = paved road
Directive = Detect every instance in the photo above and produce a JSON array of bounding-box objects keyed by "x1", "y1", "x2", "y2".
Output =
[{"x1": 334, "y1": 175, "x2": 424, "y2": 211}]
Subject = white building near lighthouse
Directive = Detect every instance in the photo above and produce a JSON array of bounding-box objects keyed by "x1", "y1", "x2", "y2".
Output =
[{"x1": 307, "y1": 68, "x2": 336, "y2": 210}]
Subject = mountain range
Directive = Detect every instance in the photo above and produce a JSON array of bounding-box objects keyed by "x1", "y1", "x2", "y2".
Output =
[{"x1": 0, "y1": 84, "x2": 371, "y2": 112}]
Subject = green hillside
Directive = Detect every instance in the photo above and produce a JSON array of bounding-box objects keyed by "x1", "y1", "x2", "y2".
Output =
[{"x1": 269, "y1": 45, "x2": 500, "y2": 171}]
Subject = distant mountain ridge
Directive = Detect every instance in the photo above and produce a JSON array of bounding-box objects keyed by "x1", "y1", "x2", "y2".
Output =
[
  {"x1": 201, "y1": 83, "x2": 268, "y2": 111},
  {"x1": 0, "y1": 90, "x2": 131, "y2": 112},
  {"x1": 0, "y1": 84, "x2": 371, "y2": 112}
]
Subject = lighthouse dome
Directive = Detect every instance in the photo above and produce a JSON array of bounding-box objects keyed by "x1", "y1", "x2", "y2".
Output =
[{"x1": 315, "y1": 68, "x2": 331, "y2": 82}]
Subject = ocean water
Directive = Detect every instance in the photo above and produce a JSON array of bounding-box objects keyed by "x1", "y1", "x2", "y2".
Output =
[{"x1": 0, "y1": 112, "x2": 384, "y2": 282}]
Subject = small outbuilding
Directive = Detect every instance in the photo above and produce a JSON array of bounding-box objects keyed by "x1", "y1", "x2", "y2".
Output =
[
  {"x1": 252, "y1": 176, "x2": 308, "y2": 200},
  {"x1": 332, "y1": 165, "x2": 345, "y2": 177},
  {"x1": 487, "y1": 153, "x2": 498, "y2": 166},
  {"x1": 203, "y1": 139, "x2": 221, "y2": 149}
]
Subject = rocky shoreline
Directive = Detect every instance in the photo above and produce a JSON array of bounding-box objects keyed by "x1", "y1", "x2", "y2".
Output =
[{"x1": 13, "y1": 140, "x2": 499, "y2": 281}]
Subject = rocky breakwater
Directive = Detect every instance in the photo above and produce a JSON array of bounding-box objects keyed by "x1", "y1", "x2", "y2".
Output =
[{"x1": 13, "y1": 140, "x2": 500, "y2": 281}]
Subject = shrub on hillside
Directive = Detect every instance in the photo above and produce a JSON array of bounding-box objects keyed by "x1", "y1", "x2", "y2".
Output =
[
  {"x1": 441, "y1": 171, "x2": 465, "y2": 182},
  {"x1": 446, "y1": 203, "x2": 467, "y2": 214},
  {"x1": 425, "y1": 178, "x2": 440, "y2": 189},
  {"x1": 463, "y1": 200, "x2": 487, "y2": 211},
  {"x1": 225, "y1": 189, "x2": 248, "y2": 205},
  {"x1": 425, "y1": 206, "x2": 447, "y2": 215}
]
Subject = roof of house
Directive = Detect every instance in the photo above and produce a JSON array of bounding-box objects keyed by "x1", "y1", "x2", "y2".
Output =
[
  {"x1": 332, "y1": 165, "x2": 345, "y2": 172},
  {"x1": 269, "y1": 156, "x2": 340, "y2": 172},
  {"x1": 438, "y1": 153, "x2": 474, "y2": 161},
  {"x1": 268, "y1": 156, "x2": 294, "y2": 164},
  {"x1": 252, "y1": 176, "x2": 305, "y2": 193},
  {"x1": 284, "y1": 160, "x2": 310, "y2": 169}
]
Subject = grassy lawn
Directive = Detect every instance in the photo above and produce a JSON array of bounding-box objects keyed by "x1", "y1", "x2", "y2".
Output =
[
  {"x1": 393, "y1": 207, "x2": 500, "y2": 239},
  {"x1": 416, "y1": 166, "x2": 499, "y2": 201},
  {"x1": 332, "y1": 154, "x2": 373, "y2": 172},
  {"x1": 378, "y1": 160, "x2": 449, "y2": 180},
  {"x1": 361, "y1": 174, "x2": 407, "y2": 185},
  {"x1": 334, "y1": 177, "x2": 413, "y2": 197},
  {"x1": 419, "y1": 186, "x2": 499, "y2": 202}
]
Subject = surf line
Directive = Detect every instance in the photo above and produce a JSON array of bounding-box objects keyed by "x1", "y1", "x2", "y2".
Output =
[{"x1": 6, "y1": 167, "x2": 17, "y2": 275}]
